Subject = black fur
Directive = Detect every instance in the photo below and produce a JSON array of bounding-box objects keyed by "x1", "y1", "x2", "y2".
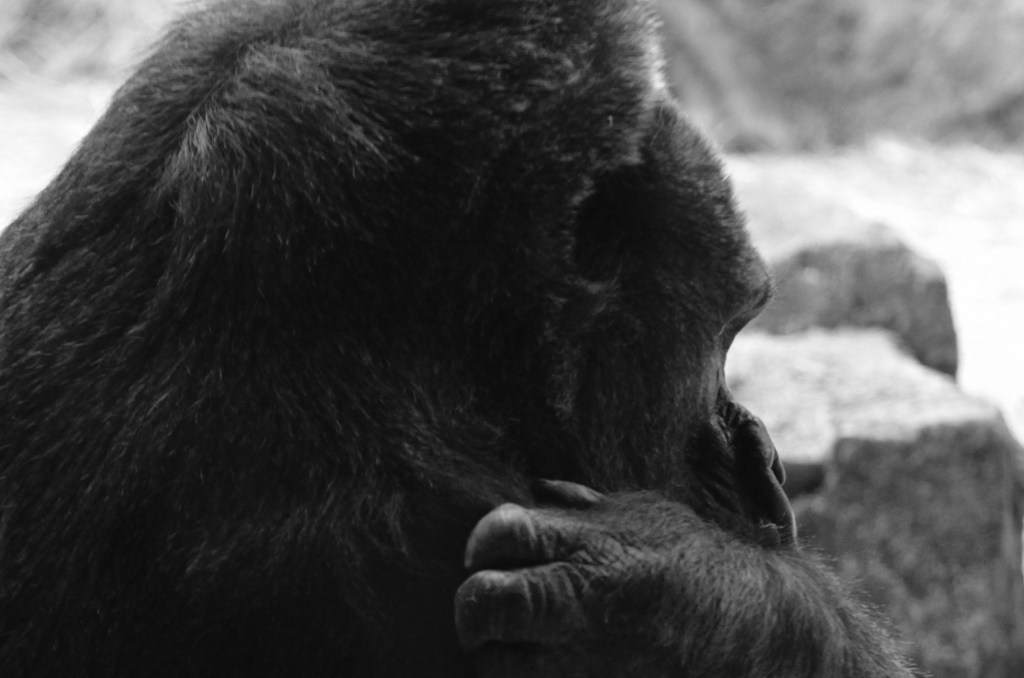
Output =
[{"x1": 0, "y1": 0, "x2": 913, "y2": 676}]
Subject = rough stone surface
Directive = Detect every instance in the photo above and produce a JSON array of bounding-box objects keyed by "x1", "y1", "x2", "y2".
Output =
[
  {"x1": 731, "y1": 174, "x2": 959, "y2": 377},
  {"x1": 728, "y1": 330, "x2": 1024, "y2": 678}
]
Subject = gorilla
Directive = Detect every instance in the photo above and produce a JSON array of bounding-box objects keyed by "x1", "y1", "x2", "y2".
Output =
[{"x1": 0, "y1": 0, "x2": 917, "y2": 676}]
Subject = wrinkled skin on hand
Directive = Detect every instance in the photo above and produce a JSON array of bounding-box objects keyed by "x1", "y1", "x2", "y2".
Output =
[{"x1": 456, "y1": 481, "x2": 916, "y2": 678}]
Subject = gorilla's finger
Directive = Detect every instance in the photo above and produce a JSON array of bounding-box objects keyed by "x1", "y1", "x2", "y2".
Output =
[
  {"x1": 465, "y1": 504, "x2": 563, "y2": 570},
  {"x1": 752, "y1": 467, "x2": 796, "y2": 547},
  {"x1": 533, "y1": 479, "x2": 606, "y2": 508},
  {"x1": 455, "y1": 570, "x2": 533, "y2": 649},
  {"x1": 731, "y1": 404, "x2": 785, "y2": 484},
  {"x1": 454, "y1": 563, "x2": 589, "y2": 649},
  {"x1": 771, "y1": 448, "x2": 786, "y2": 486},
  {"x1": 733, "y1": 416, "x2": 796, "y2": 546}
]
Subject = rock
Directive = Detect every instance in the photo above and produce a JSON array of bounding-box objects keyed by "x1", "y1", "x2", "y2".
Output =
[
  {"x1": 731, "y1": 174, "x2": 959, "y2": 377},
  {"x1": 727, "y1": 330, "x2": 1024, "y2": 678}
]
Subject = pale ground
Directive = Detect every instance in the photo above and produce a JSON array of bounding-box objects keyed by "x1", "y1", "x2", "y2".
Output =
[
  {"x1": 2, "y1": 82, "x2": 1023, "y2": 441},
  {"x1": 729, "y1": 145, "x2": 1024, "y2": 441}
]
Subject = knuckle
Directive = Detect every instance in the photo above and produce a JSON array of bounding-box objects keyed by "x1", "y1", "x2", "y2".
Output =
[
  {"x1": 473, "y1": 503, "x2": 537, "y2": 548},
  {"x1": 466, "y1": 503, "x2": 552, "y2": 569},
  {"x1": 455, "y1": 570, "x2": 536, "y2": 648},
  {"x1": 466, "y1": 503, "x2": 543, "y2": 568},
  {"x1": 487, "y1": 503, "x2": 535, "y2": 533},
  {"x1": 455, "y1": 564, "x2": 595, "y2": 648}
]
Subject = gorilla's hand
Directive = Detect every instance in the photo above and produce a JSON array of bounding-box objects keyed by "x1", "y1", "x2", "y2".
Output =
[
  {"x1": 455, "y1": 482, "x2": 693, "y2": 677},
  {"x1": 455, "y1": 481, "x2": 916, "y2": 678}
]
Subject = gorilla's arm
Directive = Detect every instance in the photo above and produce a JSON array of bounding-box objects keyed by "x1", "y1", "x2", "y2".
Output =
[{"x1": 456, "y1": 483, "x2": 917, "y2": 678}]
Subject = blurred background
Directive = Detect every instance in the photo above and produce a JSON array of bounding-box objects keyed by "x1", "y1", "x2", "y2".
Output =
[{"x1": 1, "y1": 1, "x2": 1024, "y2": 676}]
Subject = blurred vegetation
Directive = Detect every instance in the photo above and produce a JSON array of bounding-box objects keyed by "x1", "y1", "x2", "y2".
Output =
[{"x1": 2, "y1": 0, "x2": 1024, "y2": 150}]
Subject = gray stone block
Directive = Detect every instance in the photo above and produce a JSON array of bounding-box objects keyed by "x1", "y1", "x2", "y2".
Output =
[
  {"x1": 728, "y1": 330, "x2": 1024, "y2": 678},
  {"x1": 733, "y1": 176, "x2": 959, "y2": 377}
]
